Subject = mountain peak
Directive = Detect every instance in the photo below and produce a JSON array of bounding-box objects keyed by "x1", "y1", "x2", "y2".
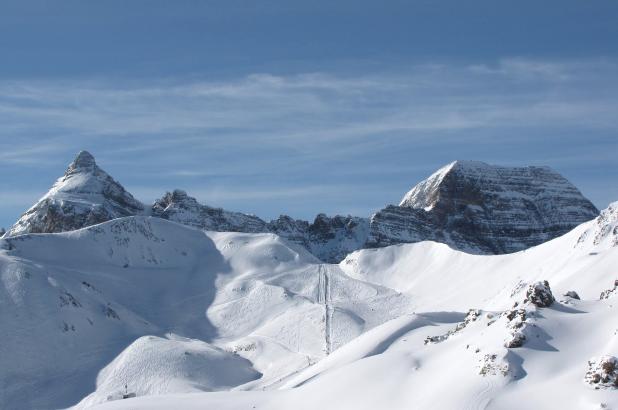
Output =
[
  {"x1": 399, "y1": 160, "x2": 566, "y2": 209},
  {"x1": 369, "y1": 160, "x2": 600, "y2": 254},
  {"x1": 153, "y1": 189, "x2": 199, "y2": 212},
  {"x1": 67, "y1": 150, "x2": 97, "y2": 174},
  {"x1": 5, "y1": 151, "x2": 143, "y2": 236}
]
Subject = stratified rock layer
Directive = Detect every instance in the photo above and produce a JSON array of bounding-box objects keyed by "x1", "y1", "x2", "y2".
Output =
[{"x1": 367, "y1": 161, "x2": 599, "y2": 253}]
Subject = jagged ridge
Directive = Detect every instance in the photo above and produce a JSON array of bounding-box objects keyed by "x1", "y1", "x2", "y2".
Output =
[{"x1": 4, "y1": 153, "x2": 601, "y2": 261}]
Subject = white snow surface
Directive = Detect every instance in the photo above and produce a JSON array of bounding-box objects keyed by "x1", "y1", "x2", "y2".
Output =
[
  {"x1": 1, "y1": 202, "x2": 617, "y2": 410},
  {"x1": 0, "y1": 216, "x2": 412, "y2": 409}
]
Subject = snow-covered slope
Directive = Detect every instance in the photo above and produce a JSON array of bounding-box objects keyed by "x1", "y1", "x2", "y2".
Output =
[
  {"x1": 576, "y1": 200, "x2": 618, "y2": 251},
  {"x1": 368, "y1": 160, "x2": 599, "y2": 254},
  {"x1": 0, "y1": 216, "x2": 413, "y2": 409},
  {"x1": 75, "y1": 335, "x2": 260, "y2": 408},
  {"x1": 5, "y1": 151, "x2": 144, "y2": 237},
  {"x1": 86, "y1": 203, "x2": 618, "y2": 410}
]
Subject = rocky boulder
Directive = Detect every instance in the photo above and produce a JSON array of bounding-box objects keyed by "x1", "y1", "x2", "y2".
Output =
[
  {"x1": 563, "y1": 290, "x2": 580, "y2": 300},
  {"x1": 524, "y1": 281, "x2": 555, "y2": 307}
]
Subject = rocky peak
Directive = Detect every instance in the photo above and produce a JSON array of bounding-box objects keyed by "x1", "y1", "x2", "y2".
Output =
[
  {"x1": 268, "y1": 215, "x2": 310, "y2": 235},
  {"x1": 66, "y1": 150, "x2": 97, "y2": 174},
  {"x1": 5, "y1": 151, "x2": 144, "y2": 237},
  {"x1": 153, "y1": 190, "x2": 200, "y2": 213},
  {"x1": 400, "y1": 160, "x2": 594, "y2": 216},
  {"x1": 369, "y1": 160, "x2": 600, "y2": 254}
]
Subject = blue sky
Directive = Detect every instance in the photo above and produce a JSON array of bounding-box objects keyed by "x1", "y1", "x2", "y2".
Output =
[{"x1": 1, "y1": 1, "x2": 617, "y2": 228}]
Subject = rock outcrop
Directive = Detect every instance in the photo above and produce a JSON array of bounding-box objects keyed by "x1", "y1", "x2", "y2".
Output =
[
  {"x1": 585, "y1": 356, "x2": 618, "y2": 389},
  {"x1": 5, "y1": 151, "x2": 144, "y2": 237},
  {"x1": 524, "y1": 280, "x2": 555, "y2": 308},
  {"x1": 599, "y1": 280, "x2": 618, "y2": 300}
]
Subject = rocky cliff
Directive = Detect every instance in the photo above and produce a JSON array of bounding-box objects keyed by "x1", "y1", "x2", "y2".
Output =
[{"x1": 367, "y1": 161, "x2": 599, "y2": 253}]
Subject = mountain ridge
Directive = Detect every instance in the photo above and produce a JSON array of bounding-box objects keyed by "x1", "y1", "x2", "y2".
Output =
[{"x1": 4, "y1": 152, "x2": 600, "y2": 261}]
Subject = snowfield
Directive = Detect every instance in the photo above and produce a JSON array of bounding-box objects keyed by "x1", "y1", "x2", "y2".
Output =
[{"x1": 1, "y1": 203, "x2": 617, "y2": 409}]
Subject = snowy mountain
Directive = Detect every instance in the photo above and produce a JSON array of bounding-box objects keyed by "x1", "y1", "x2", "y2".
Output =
[
  {"x1": 367, "y1": 160, "x2": 599, "y2": 253},
  {"x1": 4, "y1": 151, "x2": 144, "y2": 237},
  {"x1": 4, "y1": 153, "x2": 600, "y2": 263},
  {"x1": 81, "y1": 201, "x2": 617, "y2": 410},
  {"x1": 0, "y1": 152, "x2": 615, "y2": 409}
]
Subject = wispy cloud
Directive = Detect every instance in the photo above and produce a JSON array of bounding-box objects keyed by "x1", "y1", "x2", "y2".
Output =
[
  {"x1": 0, "y1": 58, "x2": 616, "y2": 225},
  {"x1": 1, "y1": 58, "x2": 616, "y2": 158}
]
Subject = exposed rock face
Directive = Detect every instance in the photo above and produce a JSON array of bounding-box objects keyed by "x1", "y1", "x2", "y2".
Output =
[
  {"x1": 367, "y1": 161, "x2": 599, "y2": 253},
  {"x1": 599, "y1": 280, "x2": 618, "y2": 300},
  {"x1": 152, "y1": 191, "x2": 368, "y2": 263},
  {"x1": 503, "y1": 308, "x2": 528, "y2": 348},
  {"x1": 268, "y1": 214, "x2": 369, "y2": 263},
  {"x1": 152, "y1": 190, "x2": 268, "y2": 233},
  {"x1": 5, "y1": 151, "x2": 144, "y2": 237}
]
